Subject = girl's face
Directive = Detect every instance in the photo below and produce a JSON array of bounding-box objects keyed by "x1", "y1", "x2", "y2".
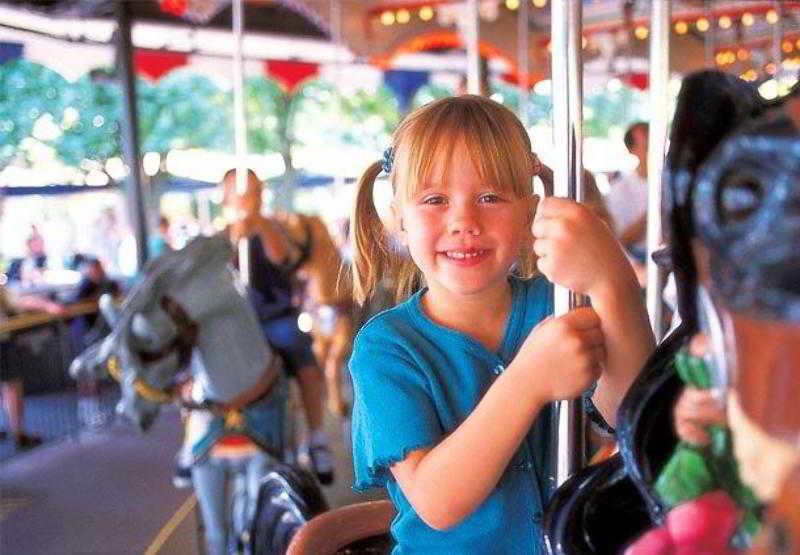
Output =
[{"x1": 396, "y1": 141, "x2": 534, "y2": 303}]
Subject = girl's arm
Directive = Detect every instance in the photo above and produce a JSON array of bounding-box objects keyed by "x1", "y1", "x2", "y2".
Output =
[
  {"x1": 586, "y1": 268, "x2": 653, "y2": 426},
  {"x1": 532, "y1": 197, "x2": 655, "y2": 427},
  {"x1": 391, "y1": 308, "x2": 603, "y2": 530}
]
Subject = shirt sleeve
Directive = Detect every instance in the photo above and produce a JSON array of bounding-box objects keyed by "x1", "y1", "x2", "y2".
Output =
[{"x1": 349, "y1": 323, "x2": 443, "y2": 491}]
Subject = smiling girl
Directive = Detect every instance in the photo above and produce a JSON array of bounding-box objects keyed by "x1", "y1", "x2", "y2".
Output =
[{"x1": 348, "y1": 95, "x2": 653, "y2": 554}]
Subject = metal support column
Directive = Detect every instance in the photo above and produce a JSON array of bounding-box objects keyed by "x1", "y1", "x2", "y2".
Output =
[
  {"x1": 645, "y1": 0, "x2": 670, "y2": 341},
  {"x1": 116, "y1": 0, "x2": 149, "y2": 271},
  {"x1": 518, "y1": 0, "x2": 530, "y2": 126},
  {"x1": 232, "y1": 0, "x2": 250, "y2": 284},
  {"x1": 465, "y1": 0, "x2": 481, "y2": 94},
  {"x1": 550, "y1": 0, "x2": 586, "y2": 487}
]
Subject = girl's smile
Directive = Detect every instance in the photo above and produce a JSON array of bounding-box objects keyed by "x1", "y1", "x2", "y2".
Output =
[{"x1": 439, "y1": 248, "x2": 490, "y2": 265}]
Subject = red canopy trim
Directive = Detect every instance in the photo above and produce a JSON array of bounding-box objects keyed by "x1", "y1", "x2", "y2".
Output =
[
  {"x1": 621, "y1": 72, "x2": 649, "y2": 91},
  {"x1": 265, "y1": 59, "x2": 320, "y2": 94},
  {"x1": 371, "y1": 31, "x2": 541, "y2": 89},
  {"x1": 159, "y1": 0, "x2": 188, "y2": 18},
  {"x1": 134, "y1": 49, "x2": 189, "y2": 81}
]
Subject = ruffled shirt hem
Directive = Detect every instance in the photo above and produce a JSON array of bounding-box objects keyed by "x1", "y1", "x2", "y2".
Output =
[{"x1": 352, "y1": 440, "x2": 440, "y2": 492}]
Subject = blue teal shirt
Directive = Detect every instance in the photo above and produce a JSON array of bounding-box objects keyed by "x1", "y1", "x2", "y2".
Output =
[{"x1": 350, "y1": 275, "x2": 557, "y2": 554}]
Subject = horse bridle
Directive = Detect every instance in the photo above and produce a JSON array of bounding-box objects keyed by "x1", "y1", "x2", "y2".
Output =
[{"x1": 106, "y1": 295, "x2": 198, "y2": 405}]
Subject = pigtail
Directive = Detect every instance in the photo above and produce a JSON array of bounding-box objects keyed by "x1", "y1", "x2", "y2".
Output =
[{"x1": 351, "y1": 161, "x2": 388, "y2": 305}]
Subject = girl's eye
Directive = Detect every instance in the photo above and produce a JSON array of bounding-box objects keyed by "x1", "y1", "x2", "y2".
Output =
[
  {"x1": 421, "y1": 195, "x2": 446, "y2": 205},
  {"x1": 478, "y1": 193, "x2": 501, "y2": 203}
]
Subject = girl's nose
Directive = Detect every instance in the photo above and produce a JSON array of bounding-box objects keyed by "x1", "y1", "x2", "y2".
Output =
[{"x1": 447, "y1": 207, "x2": 481, "y2": 236}]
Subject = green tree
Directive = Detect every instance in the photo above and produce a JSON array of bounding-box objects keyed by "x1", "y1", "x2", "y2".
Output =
[
  {"x1": 584, "y1": 84, "x2": 649, "y2": 137},
  {"x1": 244, "y1": 76, "x2": 302, "y2": 209},
  {"x1": 138, "y1": 71, "x2": 232, "y2": 156},
  {"x1": 0, "y1": 59, "x2": 69, "y2": 171},
  {"x1": 244, "y1": 77, "x2": 401, "y2": 208},
  {"x1": 412, "y1": 82, "x2": 454, "y2": 109},
  {"x1": 54, "y1": 69, "x2": 122, "y2": 168},
  {"x1": 334, "y1": 85, "x2": 400, "y2": 152}
]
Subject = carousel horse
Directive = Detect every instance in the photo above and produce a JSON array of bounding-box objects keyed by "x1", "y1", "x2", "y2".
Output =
[
  {"x1": 544, "y1": 70, "x2": 769, "y2": 554},
  {"x1": 623, "y1": 71, "x2": 800, "y2": 554},
  {"x1": 70, "y1": 234, "x2": 326, "y2": 554},
  {"x1": 279, "y1": 212, "x2": 354, "y2": 418},
  {"x1": 684, "y1": 80, "x2": 800, "y2": 554}
]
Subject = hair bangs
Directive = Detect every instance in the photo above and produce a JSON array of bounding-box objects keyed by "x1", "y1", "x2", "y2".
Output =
[{"x1": 393, "y1": 96, "x2": 533, "y2": 202}]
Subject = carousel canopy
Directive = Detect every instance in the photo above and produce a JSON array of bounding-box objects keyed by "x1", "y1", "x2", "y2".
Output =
[{"x1": 3, "y1": 1, "x2": 800, "y2": 88}]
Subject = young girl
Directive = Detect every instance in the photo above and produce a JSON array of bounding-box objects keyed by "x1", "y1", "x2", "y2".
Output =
[{"x1": 349, "y1": 95, "x2": 654, "y2": 553}]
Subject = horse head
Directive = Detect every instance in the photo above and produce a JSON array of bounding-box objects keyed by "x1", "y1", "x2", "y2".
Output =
[
  {"x1": 663, "y1": 71, "x2": 800, "y2": 501},
  {"x1": 71, "y1": 234, "x2": 270, "y2": 431}
]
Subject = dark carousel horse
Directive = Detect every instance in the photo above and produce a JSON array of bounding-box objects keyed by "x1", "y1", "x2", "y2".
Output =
[{"x1": 544, "y1": 70, "x2": 769, "y2": 554}]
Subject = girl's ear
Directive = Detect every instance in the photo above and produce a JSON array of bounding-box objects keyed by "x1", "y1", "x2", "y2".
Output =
[{"x1": 390, "y1": 202, "x2": 408, "y2": 246}]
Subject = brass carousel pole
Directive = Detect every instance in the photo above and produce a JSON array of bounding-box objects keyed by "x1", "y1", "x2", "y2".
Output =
[
  {"x1": 645, "y1": 0, "x2": 670, "y2": 341},
  {"x1": 772, "y1": 1, "x2": 782, "y2": 76},
  {"x1": 517, "y1": 0, "x2": 529, "y2": 126},
  {"x1": 551, "y1": 0, "x2": 586, "y2": 487},
  {"x1": 704, "y1": 0, "x2": 714, "y2": 68},
  {"x1": 116, "y1": 0, "x2": 149, "y2": 271},
  {"x1": 465, "y1": 0, "x2": 481, "y2": 94},
  {"x1": 232, "y1": 0, "x2": 250, "y2": 284}
]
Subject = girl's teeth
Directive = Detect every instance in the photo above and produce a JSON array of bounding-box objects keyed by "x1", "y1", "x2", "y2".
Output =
[{"x1": 446, "y1": 250, "x2": 483, "y2": 259}]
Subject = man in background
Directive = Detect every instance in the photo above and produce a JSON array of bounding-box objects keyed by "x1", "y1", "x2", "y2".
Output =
[
  {"x1": 606, "y1": 121, "x2": 650, "y2": 282},
  {"x1": 0, "y1": 286, "x2": 64, "y2": 449}
]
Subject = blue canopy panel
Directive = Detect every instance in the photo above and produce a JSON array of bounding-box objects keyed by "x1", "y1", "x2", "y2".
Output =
[
  {"x1": 0, "y1": 173, "x2": 357, "y2": 196},
  {"x1": 0, "y1": 184, "x2": 113, "y2": 196}
]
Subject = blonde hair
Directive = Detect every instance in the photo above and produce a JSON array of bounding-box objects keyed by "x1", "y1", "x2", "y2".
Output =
[{"x1": 351, "y1": 95, "x2": 539, "y2": 306}]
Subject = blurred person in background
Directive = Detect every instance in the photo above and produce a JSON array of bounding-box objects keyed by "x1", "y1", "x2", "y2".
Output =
[
  {"x1": 222, "y1": 169, "x2": 334, "y2": 485},
  {"x1": 606, "y1": 121, "x2": 650, "y2": 284},
  {"x1": 148, "y1": 215, "x2": 173, "y2": 259},
  {"x1": 64, "y1": 258, "x2": 119, "y2": 350},
  {"x1": 20, "y1": 224, "x2": 48, "y2": 284},
  {"x1": 0, "y1": 283, "x2": 65, "y2": 449}
]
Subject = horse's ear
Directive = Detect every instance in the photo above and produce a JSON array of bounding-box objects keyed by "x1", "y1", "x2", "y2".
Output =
[
  {"x1": 667, "y1": 71, "x2": 762, "y2": 176},
  {"x1": 664, "y1": 70, "x2": 763, "y2": 326},
  {"x1": 98, "y1": 293, "x2": 120, "y2": 327}
]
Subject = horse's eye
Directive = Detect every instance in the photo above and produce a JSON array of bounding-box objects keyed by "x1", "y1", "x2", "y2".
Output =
[{"x1": 717, "y1": 173, "x2": 763, "y2": 225}]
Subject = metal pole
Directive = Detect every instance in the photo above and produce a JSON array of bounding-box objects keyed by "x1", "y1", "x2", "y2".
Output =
[
  {"x1": 465, "y1": 0, "x2": 481, "y2": 94},
  {"x1": 645, "y1": 0, "x2": 670, "y2": 341},
  {"x1": 115, "y1": 0, "x2": 149, "y2": 272},
  {"x1": 551, "y1": 0, "x2": 586, "y2": 487},
  {"x1": 704, "y1": 0, "x2": 714, "y2": 68},
  {"x1": 772, "y1": 1, "x2": 782, "y2": 76},
  {"x1": 232, "y1": 0, "x2": 250, "y2": 284},
  {"x1": 517, "y1": 0, "x2": 530, "y2": 126}
]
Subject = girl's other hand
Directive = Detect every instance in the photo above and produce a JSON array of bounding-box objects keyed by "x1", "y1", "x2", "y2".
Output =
[
  {"x1": 532, "y1": 197, "x2": 630, "y2": 297},
  {"x1": 515, "y1": 306, "x2": 605, "y2": 402},
  {"x1": 674, "y1": 387, "x2": 727, "y2": 446}
]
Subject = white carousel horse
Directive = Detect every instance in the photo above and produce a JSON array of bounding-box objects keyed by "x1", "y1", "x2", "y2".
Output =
[{"x1": 70, "y1": 234, "x2": 291, "y2": 554}]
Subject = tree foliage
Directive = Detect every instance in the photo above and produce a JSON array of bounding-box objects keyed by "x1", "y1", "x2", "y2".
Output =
[
  {"x1": 584, "y1": 84, "x2": 649, "y2": 137},
  {"x1": 138, "y1": 71, "x2": 232, "y2": 154},
  {"x1": 0, "y1": 59, "x2": 68, "y2": 170},
  {"x1": 54, "y1": 69, "x2": 122, "y2": 167}
]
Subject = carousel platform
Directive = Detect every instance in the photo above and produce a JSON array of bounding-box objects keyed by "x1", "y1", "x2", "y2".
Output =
[{"x1": 0, "y1": 386, "x2": 381, "y2": 554}]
